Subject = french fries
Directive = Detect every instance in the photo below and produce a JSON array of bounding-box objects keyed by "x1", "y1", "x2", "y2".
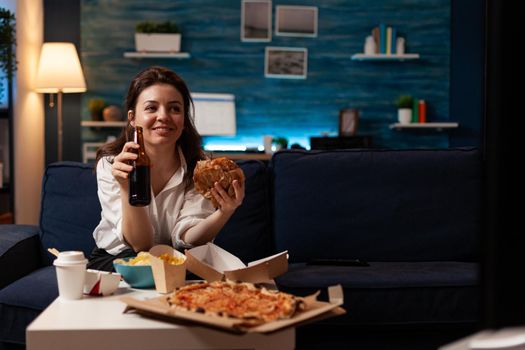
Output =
[{"x1": 115, "y1": 251, "x2": 184, "y2": 266}]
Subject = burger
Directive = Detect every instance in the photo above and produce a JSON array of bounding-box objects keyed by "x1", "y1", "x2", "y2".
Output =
[{"x1": 193, "y1": 157, "x2": 245, "y2": 207}]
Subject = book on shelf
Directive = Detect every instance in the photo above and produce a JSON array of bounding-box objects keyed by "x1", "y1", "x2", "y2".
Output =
[
  {"x1": 391, "y1": 28, "x2": 397, "y2": 54},
  {"x1": 372, "y1": 27, "x2": 380, "y2": 54},
  {"x1": 379, "y1": 23, "x2": 386, "y2": 54},
  {"x1": 369, "y1": 24, "x2": 405, "y2": 55},
  {"x1": 386, "y1": 27, "x2": 392, "y2": 55},
  {"x1": 418, "y1": 100, "x2": 427, "y2": 123},
  {"x1": 412, "y1": 98, "x2": 419, "y2": 123}
]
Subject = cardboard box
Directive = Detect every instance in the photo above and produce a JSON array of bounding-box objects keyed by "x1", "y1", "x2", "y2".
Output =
[
  {"x1": 121, "y1": 284, "x2": 345, "y2": 333},
  {"x1": 83, "y1": 269, "x2": 121, "y2": 296},
  {"x1": 149, "y1": 245, "x2": 187, "y2": 293},
  {"x1": 185, "y1": 243, "x2": 288, "y2": 283}
]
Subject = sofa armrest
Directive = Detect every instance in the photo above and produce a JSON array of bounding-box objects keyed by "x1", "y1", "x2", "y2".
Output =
[{"x1": 0, "y1": 225, "x2": 43, "y2": 289}]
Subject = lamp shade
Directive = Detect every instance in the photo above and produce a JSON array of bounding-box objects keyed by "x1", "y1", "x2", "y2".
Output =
[{"x1": 34, "y1": 42, "x2": 87, "y2": 93}]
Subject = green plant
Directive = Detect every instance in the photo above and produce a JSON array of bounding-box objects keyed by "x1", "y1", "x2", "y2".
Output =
[
  {"x1": 0, "y1": 8, "x2": 17, "y2": 99},
  {"x1": 88, "y1": 98, "x2": 106, "y2": 114},
  {"x1": 136, "y1": 21, "x2": 180, "y2": 34},
  {"x1": 273, "y1": 137, "x2": 288, "y2": 149},
  {"x1": 396, "y1": 95, "x2": 413, "y2": 109}
]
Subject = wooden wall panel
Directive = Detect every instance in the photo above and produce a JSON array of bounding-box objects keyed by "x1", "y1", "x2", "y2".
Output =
[{"x1": 81, "y1": 0, "x2": 451, "y2": 149}]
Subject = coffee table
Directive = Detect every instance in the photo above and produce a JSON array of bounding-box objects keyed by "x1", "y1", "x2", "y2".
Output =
[{"x1": 26, "y1": 283, "x2": 295, "y2": 350}]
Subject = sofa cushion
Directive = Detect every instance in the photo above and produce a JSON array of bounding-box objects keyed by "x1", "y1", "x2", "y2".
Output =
[
  {"x1": 0, "y1": 266, "x2": 58, "y2": 345},
  {"x1": 271, "y1": 149, "x2": 481, "y2": 262},
  {"x1": 0, "y1": 225, "x2": 42, "y2": 290},
  {"x1": 276, "y1": 261, "x2": 479, "y2": 326},
  {"x1": 40, "y1": 162, "x2": 100, "y2": 264},
  {"x1": 214, "y1": 160, "x2": 273, "y2": 262}
]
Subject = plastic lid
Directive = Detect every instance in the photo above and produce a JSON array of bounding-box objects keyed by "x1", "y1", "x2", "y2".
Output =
[{"x1": 53, "y1": 251, "x2": 88, "y2": 266}]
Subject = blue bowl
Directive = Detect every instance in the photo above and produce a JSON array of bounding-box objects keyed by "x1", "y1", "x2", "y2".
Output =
[{"x1": 113, "y1": 257, "x2": 155, "y2": 288}]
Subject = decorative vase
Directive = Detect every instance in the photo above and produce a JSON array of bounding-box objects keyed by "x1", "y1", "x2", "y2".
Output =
[
  {"x1": 135, "y1": 33, "x2": 181, "y2": 52},
  {"x1": 364, "y1": 35, "x2": 376, "y2": 55},
  {"x1": 103, "y1": 105, "x2": 123, "y2": 122},
  {"x1": 396, "y1": 37, "x2": 405, "y2": 55},
  {"x1": 398, "y1": 108, "x2": 412, "y2": 125}
]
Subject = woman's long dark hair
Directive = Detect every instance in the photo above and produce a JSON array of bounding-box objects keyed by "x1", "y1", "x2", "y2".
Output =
[{"x1": 95, "y1": 66, "x2": 205, "y2": 181}]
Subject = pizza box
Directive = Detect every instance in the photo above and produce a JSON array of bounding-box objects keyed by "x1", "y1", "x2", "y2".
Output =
[
  {"x1": 185, "y1": 242, "x2": 288, "y2": 283},
  {"x1": 121, "y1": 284, "x2": 346, "y2": 333},
  {"x1": 149, "y1": 245, "x2": 187, "y2": 293}
]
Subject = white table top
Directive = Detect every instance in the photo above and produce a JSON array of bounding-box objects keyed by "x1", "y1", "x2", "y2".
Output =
[{"x1": 26, "y1": 283, "x2": 294, "y2": 350}]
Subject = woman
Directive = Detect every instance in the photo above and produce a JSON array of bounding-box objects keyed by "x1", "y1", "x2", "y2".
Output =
[{"x1": 88, "y1": 66, "x2": 244, "y2": 271}]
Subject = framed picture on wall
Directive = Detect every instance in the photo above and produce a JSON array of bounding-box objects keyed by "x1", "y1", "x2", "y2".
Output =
[
  {"x1": 275, "y1": 5, "x2": 318, "y2": 37},
  {"x1": 265, "y1": 47, "x2": 308, "y2": 79},
  {"x1": 339, "y1": 109, "x2": 360, "y2": 136},
  {"x1": 241, "y1": 0, "x2": 272, "y2": 42}
]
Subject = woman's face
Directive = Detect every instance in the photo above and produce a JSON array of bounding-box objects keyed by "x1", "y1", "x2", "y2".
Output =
[{"x1": 129, "y1": 83, "x2": 185, "y2": 150}]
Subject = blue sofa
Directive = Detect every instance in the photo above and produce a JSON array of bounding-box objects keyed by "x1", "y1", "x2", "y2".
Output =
[{"x1": 0, "y1": 148, "x2": 482, "y2": 349}]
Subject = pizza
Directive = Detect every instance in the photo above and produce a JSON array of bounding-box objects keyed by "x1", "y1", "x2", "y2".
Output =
[{"x1": 167, "y1": 280, "x2": 303, "y2": 326}]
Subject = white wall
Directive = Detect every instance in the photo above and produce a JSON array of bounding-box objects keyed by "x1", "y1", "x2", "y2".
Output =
[{"x1": 14, "y1": 0, "x2": 44, "y2": 224}]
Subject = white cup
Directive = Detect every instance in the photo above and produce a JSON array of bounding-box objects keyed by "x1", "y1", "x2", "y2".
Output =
[{"x1": 53, "y1": 251, "x2": 88, "y2": 300}]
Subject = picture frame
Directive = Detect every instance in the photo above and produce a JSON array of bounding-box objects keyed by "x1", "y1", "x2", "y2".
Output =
[
  {"x1": 275, "y1": 5, "x2": 318, "y2": 38},
  {"x1": 339, "y1": 109, "x2": 360, "y2": 136},
  {"x1": 265, "y1": 47, "x2": 308, "y2": 79},
  {"x1": 241, "y1": 0, "x2": 272, "y2": 42}
]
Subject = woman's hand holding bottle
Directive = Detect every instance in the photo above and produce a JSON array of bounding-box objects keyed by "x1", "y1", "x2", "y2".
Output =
[{"x1": 111, "y1": 141, "x2": 139, "y2": 186}]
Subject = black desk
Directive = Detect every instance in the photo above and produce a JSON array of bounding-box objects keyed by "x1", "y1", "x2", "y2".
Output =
[{"x1": 310, "y1": 136, "x2": 373, "y2": 150}]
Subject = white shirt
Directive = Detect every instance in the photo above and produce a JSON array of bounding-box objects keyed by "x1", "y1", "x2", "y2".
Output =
[{"x1": 92, "y1": 148, "x2": 215, "y2": 255}]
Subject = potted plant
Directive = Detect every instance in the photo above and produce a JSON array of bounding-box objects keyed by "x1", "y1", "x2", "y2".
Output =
[
  {"x1": 135, "y1": 20, "x2": 181, "y2": 52},
  {"x1": 396, "y1": 95, "x2": 413, "y2": 125},
  {"x1": 0, "y1": 8, "x2": 16, "y2": 100},
  {"x1": 88, "y1": 98, "x2": 106, "y2": 121},
  {"x1": 273, "y1": 137, "x2": 288, "y2": 151}
]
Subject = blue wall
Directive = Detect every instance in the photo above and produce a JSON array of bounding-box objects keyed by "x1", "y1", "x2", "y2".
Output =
[{"x1": 81, "y1": 0, "x2": 452, "y2": 150}]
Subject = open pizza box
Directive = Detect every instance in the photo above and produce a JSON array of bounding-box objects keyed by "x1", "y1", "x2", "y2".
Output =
[
  {"x1": 121, "y1": 284, "x2": 346, "y2": 333},
  {"x1": 185, "y1": 242, "x2": 289, "y2": 283}
]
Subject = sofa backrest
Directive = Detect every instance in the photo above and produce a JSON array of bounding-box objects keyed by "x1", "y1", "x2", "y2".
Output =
[
  {"x1": 214, "y1": 160, "x2": 274, "y2": 263},
  {"x1": 40, "y1": 162, "x2": 100, "y2": 262},
  {"x1": 271, "y1": 148, "x2": 481, "y2": 263},
  {"x1": 38, "y1": 160, "x2": 273, "y2": 265}
]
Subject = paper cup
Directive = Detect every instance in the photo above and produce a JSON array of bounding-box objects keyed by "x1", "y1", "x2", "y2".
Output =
[{"x1": 53, "y1": 251, "x2": 87, "y2": 300}]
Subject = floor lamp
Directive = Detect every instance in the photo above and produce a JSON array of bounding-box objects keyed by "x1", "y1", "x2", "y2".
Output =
[{"x1": 35, "y1": 42, "x2": 86, "y2": 161}]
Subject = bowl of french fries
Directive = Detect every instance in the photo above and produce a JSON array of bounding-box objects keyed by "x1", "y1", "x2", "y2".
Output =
[{"x1": 113, "y1": 252, "x2": 156, "y2": 288}]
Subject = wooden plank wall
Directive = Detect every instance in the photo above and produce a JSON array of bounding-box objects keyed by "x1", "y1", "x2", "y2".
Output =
[{"x1": 81, "y1": 0, "x2": 450, "y2": 149}]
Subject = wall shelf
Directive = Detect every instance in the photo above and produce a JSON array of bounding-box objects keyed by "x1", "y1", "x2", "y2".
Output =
[
  {"x1": 123, "y1": 52, "x2": 191, "y2": 59},
  {"x1": 351, "y1": 53, "x2": 420, "y2": 61},
  {"x1": 210, "y1": 152, "x2": 272, "y2": 161},
  {"x1": 81, "y1": 121, "x2": 126, "y2": 128},
  {"x1": 389, "y1": 122, "x2": 459, "y2": 131}
]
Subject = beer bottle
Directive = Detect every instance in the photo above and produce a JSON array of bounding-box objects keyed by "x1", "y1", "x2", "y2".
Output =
[{"x1": 129, "y1": 126, "x2": 151, "y2": 206}]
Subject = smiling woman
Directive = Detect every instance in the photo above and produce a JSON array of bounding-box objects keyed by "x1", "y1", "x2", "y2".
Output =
[
  {"x1": 87, "y1": 66, "x2": 245, "y2": 272},
  {"x1": 130, "y1": 83, "x2": 185, "y2": 150}
]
